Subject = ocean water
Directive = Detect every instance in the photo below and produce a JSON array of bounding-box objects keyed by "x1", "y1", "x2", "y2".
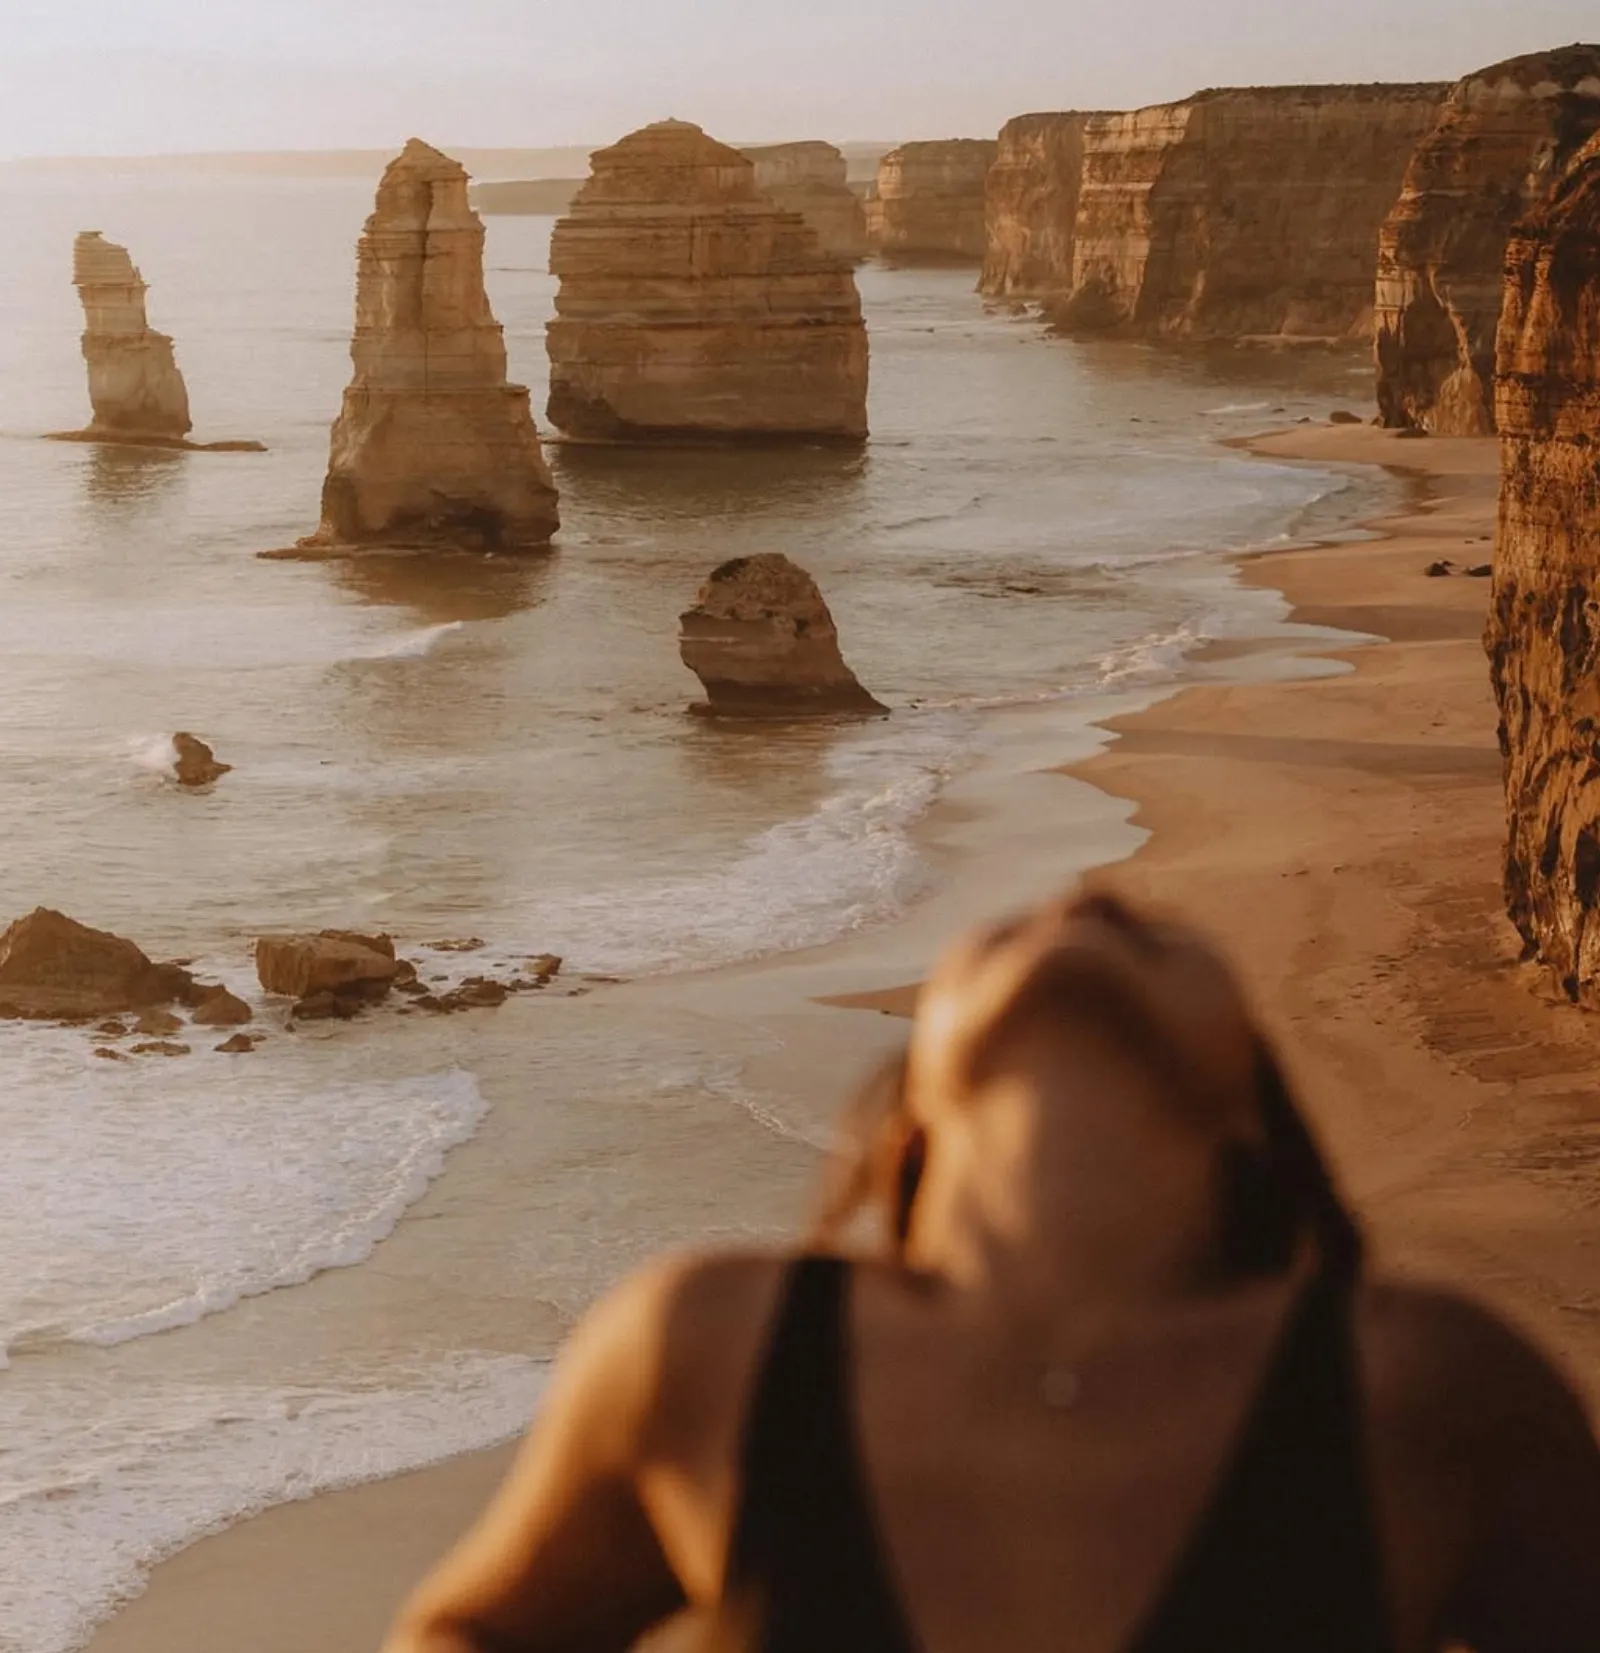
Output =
[{"x1": 0, "y1": 173, "x2": 1393, "y2": 1648}]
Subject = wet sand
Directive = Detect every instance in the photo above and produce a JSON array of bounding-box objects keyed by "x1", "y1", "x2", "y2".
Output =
[{"x1": 88, "y1": 424, "x2": 1600, "y2": 1652}]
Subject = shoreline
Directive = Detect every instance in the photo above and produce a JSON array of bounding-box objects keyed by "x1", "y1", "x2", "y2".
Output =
[{"x1": 84, "y1": 422, "x2": 1573, "y2": 1653}]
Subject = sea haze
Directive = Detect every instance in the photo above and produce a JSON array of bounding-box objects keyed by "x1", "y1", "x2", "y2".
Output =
[{"x1": 0, "y1": 173, "x2": 1393, "y2": 1650}]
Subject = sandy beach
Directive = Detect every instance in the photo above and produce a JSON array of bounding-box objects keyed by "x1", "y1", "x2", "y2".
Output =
[{"x1": 84, "y1": 422, "x2": 1600, "y2": 1651}]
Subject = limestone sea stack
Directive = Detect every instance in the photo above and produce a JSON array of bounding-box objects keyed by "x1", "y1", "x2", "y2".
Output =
[
  {"x1": 1485, "y1": 132, "x2": 1600, "y2": 1001},
  {"x1": 679, "y1": 554, "x2": 885, "y2": 716},
  {"x1": 980, "y1": 114, "x2": 1100, "y2": 300},
  {"x1": 547, "y1": 122, "x2": 868, "y2": 444},
  {"x1": 871, "y1": 140, "x2": 998, "y2": 261},
  {"x1": 1056, "y1": 84, "x2": 1447, "y2": 340},
  {"x1": 742, "y1": 142, "x2": 869, "y2": 261},
  {"x1": 68, "y1": 231, "x2": 191, "y2": 442},
  {"x1": 295, "y1": 140, "x2": 559, "y2": 554},
  {"x1": 1375, "y1": 46, "x2": 1600, "y2": 435}
]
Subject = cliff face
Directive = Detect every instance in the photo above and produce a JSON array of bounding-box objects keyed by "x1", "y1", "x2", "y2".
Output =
[
  {"x1": 547, "y1": 121, "x2": 868, "y2": 443},
  {"x1": 1375, "y1": 46, "x2": 1600, "y2": 435},
  {"x1": 742, "y1": 142, "x2": 869, "y2": 261},
  {"x1": 70, "y1": 232, "x2": 192, "y2": 441},
  {"x1": 872, "y1": 140, "x2": 998, "y2": 262},
  {"x1": 1486, "y1": 133, "x2": 1600, "y2": 1000},
  {"x1": 1057, "y1": 83, "x2": 1447, "y2": 340},
  {"x1": 980, "y1": 114, "x2": 1097, "y2": 299},
  {"x1": 302, "y1": 140, "x2": 559, "y2": 553}
]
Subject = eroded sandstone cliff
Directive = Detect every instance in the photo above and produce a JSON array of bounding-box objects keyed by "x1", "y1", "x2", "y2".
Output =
[
  {"x1": 69, "y1": 231, "x2": 192, "y2": 442},
  {"x1": 980, "y1": 114, "x2": 1097, "y2": 299},
  {"x1": 547, "y1": 121, "x2": 868, "y2": 443},
  {"x1": 1486, "y1": 132, "x2": 1600, "y2": 1000},
  {"x1": 1056, "y1": 84, "x2": 1447, "y2": 340},
  {"x1": 299, "y1": 139, "x2": 559, "y2": 553},
  {"x1": 872, "y1": 140, "x2": 998, "y2": 262},
  {"x1": 742, "y1": 142, "x2": 869, "y2": 261},
  {"x1": 1375, "y1": 46, "x2": 1600, "y2": 434},
  {"x1": 679, "y1": 554, "x2": 884, "y2": 716}
]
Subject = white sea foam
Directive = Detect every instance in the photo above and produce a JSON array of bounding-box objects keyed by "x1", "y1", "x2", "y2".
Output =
[
  {"x1": 126, "y1": 733, "x2": 180, "y2": 774},
  {"x1": 364, "y1": 620, "x2": 467, "y2": 660},
  {"x1": 0, "y1": 1053, "x2": 487, "y2": 1360},
  {"x1": 0, "y1": 1354, "x2": 548, "y2": 1653}
]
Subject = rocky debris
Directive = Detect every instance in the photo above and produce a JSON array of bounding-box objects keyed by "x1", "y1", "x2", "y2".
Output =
[
  {"x1": 191, "y1": 987, "x2": 252, "y2": 1027},
  {"x1": 742, "y1": 142, "x2": 868, "y2": 261},
  {"x1": 96, "y1": 1018, "x2": 129, "y2": 1037},
  {"x1": 547, "y1": 121, "x2": 868, "y2": 444},
  {"x1": 411, "y1": 976, "x2": 511, "y2": 1014},
  {"x1": 1425, "y1": 560, "x2": 1456, "y2": 577},
  {"x1": 527, "y1": 953, "x2": 562, "y2": 983},
  {"x1": 93, "y1": 1047, "x2": 125, "y2": 1061},
  {"x1": 292, "y1": 140, "x2": 559, "y2": 555},
  {"x1": 1486, "y1": 131, "x2": 1600, "y2": 1001},
  {"x1": 1376, "y1": 47, "x2": 1600, "y2": 435},
  {"x1": 215, "y1": 1033, "x2": 261, "y2": 1054},
  {"x1": 1054, "y1": 83, "x2": 1446, "y2": 340},
  {"x1": 255, "y1": 930, "x2": 400, "y2": 1016},
  {"x1": 980, "y1": 114, "x2": 1100, "y2": 298},
  {"x1": 66, "y1": 231, "x2": 191, "y2": 442},
  {"x1": 135, "y1": 1008, "x2": 183, "y2": 1037},
  {"x1": 679, "y1": 553, "x2": 886, "y2": 717},
  {"x1": 131, "y1": 1040, "x2": 190, "y2": 1057},
  {"x1": 872, "y1": 140, "x2": 997, "y2": 262},
  {"x1": 1329, "y1": 410, "x2": 1364, "y2": 425},
  {"x1": 172, "y1": 732, "x2": 231, "y2": 787},
  {"x1": 426, "y1": 937, "x2": 486, "y2": 953},
  {"x1": 0, "y1": 909, "x2": 195, "y2": 1020},
  {"x1": 1466, "y1": 564, "x2": 1492, "y2": 578}
]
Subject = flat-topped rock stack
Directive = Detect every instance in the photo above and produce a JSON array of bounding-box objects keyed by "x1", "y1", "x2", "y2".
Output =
[
  {"x1": 66, "y1": 232, "x2": 192, "y2": 443},
  {"x1": 1375, "y1": 46, "x2": 1600, "y2": 435},
  {"x1": 294, "y1": 139, "x2": 559, "y2": 554},
  {"x1": 980, "y1": 113, "x2": 1101, "y2": 300},
  {"x1": 1055, "y1": 83, "x2": 1448, "y2": 340},
  {"x1": 679, "y1": 554, "x2": 885, "y2": 717},
  {"x1": 742, "y1": 141, "x2": 869, "y2": 261},
  {"x1": 1486, "y1": 131, "x2": 1600, "y2": 1002},
  {"x1": 871, "y1": 140, "x2": 997, "y2": 261},
  {"x1": 547, "y1": 121, "x2": 868, "y2": 444}
]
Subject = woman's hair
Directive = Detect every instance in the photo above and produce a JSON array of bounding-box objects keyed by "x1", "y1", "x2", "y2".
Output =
[{"x1": 808, "y1": 1032, "x2": 1364, "y2": 1281}]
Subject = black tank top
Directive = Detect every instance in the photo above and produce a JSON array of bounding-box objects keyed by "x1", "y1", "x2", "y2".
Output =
[{"x1": 719, "y1": 1254, "x2": 1393, "y2": 1652}]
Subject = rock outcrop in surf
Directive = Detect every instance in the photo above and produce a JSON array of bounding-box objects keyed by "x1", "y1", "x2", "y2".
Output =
[
  {"x1": 0, "y1": 909, "x2": 197, "y2": 1020},
  {"x1": 294, "y1": 139, "x2": 559, "y2": 555},
  {"x1": 1374, "y1": 45, "x2": 1600, "y2": 434},
  {"x1": 547, "y1": 121, "x2": 869, "y2": 444},
  {"x1": 742, "y1": 141, "x2": 869, "y2": 261},
  {"x1": 871, "y1": 140, "x2": 997, "y2": 262},
  {"x1": 678, "y1": 553, "x2": 885, "y2": 716},
  {"x1": 1486, "y1": 131, "x2": 1600, "y2": 1001}
]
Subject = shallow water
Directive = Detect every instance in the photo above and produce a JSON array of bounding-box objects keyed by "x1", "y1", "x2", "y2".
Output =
[{"x1": 0, "y1": 175, "x2": 1392, "y2": 1648}]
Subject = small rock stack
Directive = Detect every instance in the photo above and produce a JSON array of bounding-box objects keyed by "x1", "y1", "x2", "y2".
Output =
[{"x1": 871, "y1": 140, "x2": 998, "y2": 261}]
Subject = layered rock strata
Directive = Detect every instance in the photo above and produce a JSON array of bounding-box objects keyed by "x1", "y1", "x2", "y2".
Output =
[
  {"x1": 297, "y1": 139, "x2": 559, "y2": 553},
  {"x1": 1375, "y1": 46, "x2": 1600, "y2": 434},
  {"x1": 980, "y1": 114, "x2": 1099, "y2": 299},
  {"x1": 1486, "y1": 133, "x2": 1600, "y2": 1001},
  {"x1": 872, "y1": 140, "x2": 997, "y2": 261},
  {"x1": 742, "y1": 141, "x2": 869, "y2": 260},
  {"x1": 679, "y1": 553, "x2": 884, "y2": 716},
  {"x1": 547, "y1": 121, "x2": 868, "y2": 443},
  {"x1": 67, "y1": 231, "x2": 191, "y2": 442},
  {"x1": 1056, "y1": 84, "x2": 1447, "y2": 340}
]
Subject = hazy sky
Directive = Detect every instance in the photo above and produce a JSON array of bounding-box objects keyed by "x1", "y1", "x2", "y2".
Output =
[{"x1": 2, "y1": 0, "x2": 1595, "y2": 159}]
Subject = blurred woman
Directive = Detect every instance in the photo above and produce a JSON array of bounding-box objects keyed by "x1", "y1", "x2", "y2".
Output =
[{"x1": 383, "y1": 890, "x2": 1600, "y2": 1652}]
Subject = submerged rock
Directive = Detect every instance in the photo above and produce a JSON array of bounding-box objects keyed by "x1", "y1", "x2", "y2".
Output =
[
  {"x1": 215, "y1": 1033, "x2": 261, "y2": 1054},
  {"x1": 294, "y1": 140, "x2": 559, "y2": 555},
  {"x1": 1375, "y1": 46, "x2": 1600, "y2": 434},
  {"x1": 1486, "y1": 132, "x2": 1600, "y2": 1001},
  {"x1": 679, "y1": 553, "x2": 885, "y2": 717},
  {"x1": 191, "y1": 987, "x2": 253, "y2": 1027},
  {"x1": 872, "y1": 140, "x2": 997, "y2": 262},
  {"x1": 173, "y1": 732, "x2": 231, "y2": 787},
  {"x1": 547, "y1": 121, "x2": 868, "y2": 444},
  {"x1": 0, "y1": 909, "x2": 194, "y2": 1020}
]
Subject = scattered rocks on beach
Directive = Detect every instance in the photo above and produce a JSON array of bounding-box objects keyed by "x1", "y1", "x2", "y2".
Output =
[
  {"x1": 191, "y1": 986, "x2": 252, "y2": 1026},
  {"x1": 679, "y1": 553, "x2": 886, "y2": 717},
  {"x1": 135, "y1": 1008, "x2": 184, "y2": 1037},
  {"x1": 289, "y1": 140, "x2": 559, "y2": 556},
  {"x1": 1329, "y1": 410, "x2": 1364, "y2": 424},
  {"x1": 0, "y1": 908, "x2": 196, "y2": 1021},
  {"x1": 215, "y1": 1033, "x2": 261, "y2": 1054},
  {"x1": 173, "y1": 732, "x2": 231, "y2": 787},
  {"x1": 130, "y1": 1040, "x2": 190, "y2": 1058},
  {"x1": 256, "y1": 930, "x2": 400, "y2": 1019}
]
